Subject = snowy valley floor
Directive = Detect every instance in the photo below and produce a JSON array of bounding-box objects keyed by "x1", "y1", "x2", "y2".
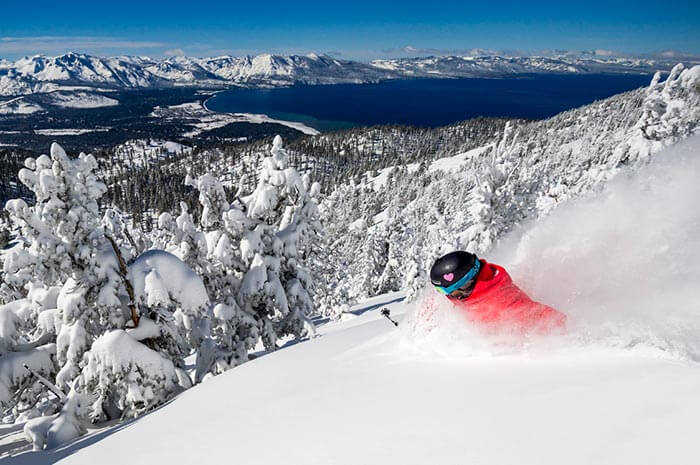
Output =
[{"x1": 3, "y1": 289, "x2": 700, "y2": 465}]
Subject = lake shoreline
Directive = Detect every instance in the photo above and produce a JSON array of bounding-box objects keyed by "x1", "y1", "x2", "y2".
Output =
[
  {"x1": 201, "y1": 96, "x2": 319, "y2": 135},
  {"x1": 204, "y1": 74, "x2": 654, "y2": 132}
]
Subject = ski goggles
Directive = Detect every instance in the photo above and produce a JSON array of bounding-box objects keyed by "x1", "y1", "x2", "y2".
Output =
[{"x1": 433, "y1": 260, "x2": 481, "y2": 296}]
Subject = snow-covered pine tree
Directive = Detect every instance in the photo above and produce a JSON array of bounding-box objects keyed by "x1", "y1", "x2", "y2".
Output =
[
  {"x1": 376, "y1": 207, "x2": 406, "y2": 295},
  {"x1": 312, "y1": 182, "x2": 367, "y2": 314},
  {"x1": 2, "y1": 150, "x2": 84, "y2": 298},
  {"x1": 184, "y1": 173, "x2": 252, "y2": 376},
  {"x1": 152, "y1": 211, "x2": 178, "y2": 250},
  {"x1": 171, "y1": 201, "x2": 211, "y2": 279},
  {"x1": 0, "y1": 143, "x2": 125, "y2": 424},
  {"x1": 463, "y1": 123, "x2": 523, "y2": 254},
  {"x1": 137, "y1": 209, "x2": 213, "y2": 375},
  {"x1": 4, "y1": 144, "x2": 124, "y2": 393},
  {"x1": 185, "y1": 172, "x2": 229, "y2": 231},
  {"x1": 613, "y1": 63, "x2": 698, "y2": 166},
  {"x1": 239, "y1": 135, "x2": 319, "y2": 349},
  {"x1": 348, "y1": 224, "x2": 388, "y2": 300},
  {"x1": 0, "y1": 143, "x2": 214, "y2": 449},
  {"x1": 274, "y1": 172, "x2": 322, "y2": 338},
  {"x1": 79, "y1": 249, "x2": 210, "y2": 422},
  {"x1": 181, "y1": 137, "x2": 322, "y2": 375}
]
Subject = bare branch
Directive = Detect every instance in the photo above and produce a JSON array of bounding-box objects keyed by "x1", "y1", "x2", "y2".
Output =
[
  {"x1": 105, "y1": 234, "x2": 140, "y2": 327},
  {"x1": 123, "y1": 228, "x2": 139, "y2": 255},
  {"x1": 23, "y1": 364, "x2": 65, "y2": 402},
  {"x1": 13, "y1": 332, "x2": 55, "y2": 352}
]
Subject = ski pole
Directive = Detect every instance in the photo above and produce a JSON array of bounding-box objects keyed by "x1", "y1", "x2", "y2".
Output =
[{"x1": 381, "y1": 308, "x2": 399, "y2": 327}]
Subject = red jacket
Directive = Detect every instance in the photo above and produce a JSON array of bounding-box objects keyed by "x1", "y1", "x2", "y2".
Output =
[{"x1": 448, "y1": 260, "x2": 566, "y2": 334}]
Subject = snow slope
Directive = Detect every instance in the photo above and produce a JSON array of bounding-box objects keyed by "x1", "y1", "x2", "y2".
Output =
[
  {"x1": 366, "y1": 144, "x2": 492, "y2": 192},
  {"x1": 0, "y1": 98, "x2": 43, "y2": 115},
  {"x1": 7, "y1": 136, "x2": 700, "y2": 465},
  {"x1": 12, "y1": 296, "x2": 700, "y2": 465},
  {"x1": 0, "y1": 90, "x2": 118, "y2": 115},
  {"x1": 40, "y1": 91, "x2": 118, "y2": 109}
]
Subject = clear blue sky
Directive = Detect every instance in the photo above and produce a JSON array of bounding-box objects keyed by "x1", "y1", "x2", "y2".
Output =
[{"x1": 1, "y1": 0, "x2": 698, "y2": 60}]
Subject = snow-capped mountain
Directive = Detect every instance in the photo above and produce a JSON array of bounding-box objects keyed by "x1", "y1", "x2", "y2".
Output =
[
  {"x1": 370, "y1": 54, "x2": 688, "y2": 77},
  {"x1": 0, "y1": 51, "x2": 690, "y2": 97},
  {"x1": 0, "y1": 52, "x2": 397, "y2": 97},
  {"x1": 10, "y1": 53, "x2": 158, "y2": 87},
  {"x1": 189, "y1": 53, "x2": 396, "y2": 86}
]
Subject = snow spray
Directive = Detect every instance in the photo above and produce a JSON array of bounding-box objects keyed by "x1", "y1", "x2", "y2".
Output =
[{"x1": 405, "y1": 135, "x2": 700, "y2": 362}]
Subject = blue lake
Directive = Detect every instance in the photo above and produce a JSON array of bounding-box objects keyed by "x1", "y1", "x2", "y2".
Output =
[{"x1": 205, "y1": 74, "x2": 654, "y2": 131}]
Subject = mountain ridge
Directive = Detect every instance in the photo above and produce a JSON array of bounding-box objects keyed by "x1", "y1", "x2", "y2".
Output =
[{"x1": 1, "y1": 51, "x2": 691, "y2": 97}]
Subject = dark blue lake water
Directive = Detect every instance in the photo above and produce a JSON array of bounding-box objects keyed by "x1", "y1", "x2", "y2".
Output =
[{"x1": 205, "y1": 74, "x2": 653, "y2": 131}]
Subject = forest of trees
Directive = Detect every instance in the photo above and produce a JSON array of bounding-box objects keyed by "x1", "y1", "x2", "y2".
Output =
[
  {"x1": 0, "y1": 135, "x2": 322, "y2": 449},
  {"x1": 87, "y1": 117, "x2": 511, "y2": 227}
]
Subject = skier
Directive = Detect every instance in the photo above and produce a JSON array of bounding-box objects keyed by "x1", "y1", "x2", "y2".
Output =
[{"x1": 430, "y1": 251, "x2": 566, "y2": 333}]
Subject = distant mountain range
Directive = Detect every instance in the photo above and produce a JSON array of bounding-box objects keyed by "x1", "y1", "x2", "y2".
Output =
[{"x1": 0, "y1": 52, "x2": 692, "y2": 97}]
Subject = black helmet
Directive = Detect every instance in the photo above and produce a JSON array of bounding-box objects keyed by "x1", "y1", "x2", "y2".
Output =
[{"x1": 430, "y1": 251, "x2": 480, "y2": 292}]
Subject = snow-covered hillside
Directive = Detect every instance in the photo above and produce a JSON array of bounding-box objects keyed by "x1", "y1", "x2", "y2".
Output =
[
  {"x1": 0, "y1": 57, "x2": 698, "y2": 464},
  {"x1": 0, "y1": 51, "x2": 690, "y2": 98},
  {"x1": 316, "y1": 64, "x2": 700, "y2": 309},
  {"x1": 0, "y1": 90, "x2": 118, "y2": 115},
  {"x1": 39, "y1": 91, "x2": 118, "y2": 109},
  {"x1": 25, "y1": 301, "x2": 699, "y2": 465},
  {"x1": 0, "y1": 98, "x2": 43, "y2": 115},
  {"x1": 152, "y1": 100, "x2": 319, "y2": 137},
  {"x1": 4, "y1": 120, "x2": 700, "y2": 465}
]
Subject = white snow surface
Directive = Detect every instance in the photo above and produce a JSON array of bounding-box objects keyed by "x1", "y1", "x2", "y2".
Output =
[
  {"x1": 19, "y1": 294, "x2": 700, "y2": 465},
  {"x1": 127, "y1": 250, "x2": 209, "y2": 313},
  {"x1": 33, "y1": 128, "x2": 110, "y2": 136},
  {"x1": 8, "y1": 137, "x2": 700, "y2": 465},
  {"x1": 368, "y1": 144, "x2": 492, "y2": 191},
  {"x1": 153, "y1": 99, "x2": 319, "y2": 137},
  {"x1": 0, "y1": 90, "x2": 116, "y2": 115},
  {"x1": 43, "y1": 91, "x2": 118, "y2": 109},
  {"x1": 0, "y1": 98, "x2": 43, "y2": 115}
]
